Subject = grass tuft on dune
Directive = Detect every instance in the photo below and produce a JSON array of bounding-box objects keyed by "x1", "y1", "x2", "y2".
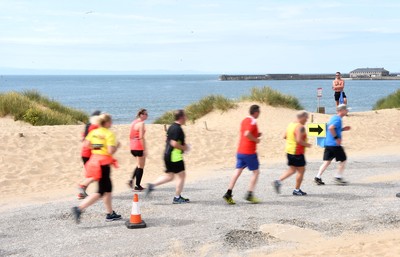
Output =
[
  {"x1": 242, "y1": 87, "x2": 304, "y2": 110},
  {"x1": 373, "y1": 89, "x2": 400, "y2": 110},
  {"x1": 154, "y1": 87, "x2": 303, "y2": 124},
  {"x1": 0, "y1": 90, "x2": 88, "y2": 126},
  {"x1": 154, "y1": 95, "x2": 237, "y2": 124}
]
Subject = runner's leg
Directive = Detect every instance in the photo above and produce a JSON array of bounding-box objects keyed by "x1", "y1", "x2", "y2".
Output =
[
  {"x1": 152, "y1": 173, "x2": 174, "y2": 187},
  {"x1": 317, "y1": 160, "x2": 331, "y2": 178},
  {"x1": 102, "y1": 192, "x2": 112, "y2": 214},
  {"x1": 336, "y1": 161, "x2": 346, "y2": 178},
  {"x1": 248, "y1": 169, "x2": 260, "y2": 192},
  {"x1": 175, "y1": 171, "x2": 186, "y2": 196},
  {"x1": 295, "y1": 167, "x2": 305, "y2": 189},
  {"x1": 279, "y1": 166, "x2": 296, "y2": 181},
  {"x1": 228, "y1": 168, "x2": 244, "y2": 190}
]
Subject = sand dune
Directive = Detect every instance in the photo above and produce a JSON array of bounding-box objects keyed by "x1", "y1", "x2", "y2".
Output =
[{"x1": 0, "y1": 103, "x2": 399, "y2": 209}]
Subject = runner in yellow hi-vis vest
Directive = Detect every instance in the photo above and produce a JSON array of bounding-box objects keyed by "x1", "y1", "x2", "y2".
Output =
[{"x1": 273, "y1": 111, "x2": 312, "y2": 196}]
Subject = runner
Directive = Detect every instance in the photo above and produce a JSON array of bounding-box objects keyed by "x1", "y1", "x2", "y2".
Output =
[
  {"x1": 273, "y1": 111, "x2": 312, "y2": 196},
  {"x1": 332, "y1": 71, "x2": 347, "y2": 107},
  {"x1": 223, "y1": 105, "x2": 262, "y2": 205},
  {"x1": 145, "y1": 110, "x2": 190, "y2": 204},
  {"x1": 128, "y1": 108, "x2": 148, "y2": 191},
  {"x1": 77, "y1": 110, "x2": 101, "y2": 200},
  {"x1": 314, "y1": 104, "x2": 351, "y2": 185},
  {"x1": 72, "y1": 113, "x2": 122, "y2": 223}
]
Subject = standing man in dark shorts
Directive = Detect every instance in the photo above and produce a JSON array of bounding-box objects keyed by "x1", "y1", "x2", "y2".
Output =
[
  {"x1": 223, "y1": 105, "x2": 262, "y2": 205},
  {"x1": 314, "y1": 104, "x2": 351, "y2": 185},
  {"x1": 333, "y1": 72, "x2": 347, "y2": 107},
  {"x1": 273, "y1": 111, "x2": 312, "y2": 196},
  {"x1": 146, "y1": 110, "x2": 190, "y2": 204}
]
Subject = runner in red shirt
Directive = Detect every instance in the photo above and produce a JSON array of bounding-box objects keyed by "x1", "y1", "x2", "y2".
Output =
[{"x1": 223, "y1": 105, "x2": 262, "y2": 205}]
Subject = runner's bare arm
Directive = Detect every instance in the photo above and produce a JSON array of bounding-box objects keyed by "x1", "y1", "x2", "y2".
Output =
[
  {"x1": 295, "y1": 126, "x2": 311, "y2": 147},
  {"x1": 244, "y1": 130, "x2": 260, "y2": 143},
  {"x1": 139, "y1": 122, "x2": 146, "y2": 151},
  {"x1": 170, "y1": 140, "x2": 187, "y2": 151}
]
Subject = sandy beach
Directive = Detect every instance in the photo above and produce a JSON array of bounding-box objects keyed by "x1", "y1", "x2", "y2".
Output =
[{"x1": 1, "y1": 103, "x2": 400, "y2": 256}]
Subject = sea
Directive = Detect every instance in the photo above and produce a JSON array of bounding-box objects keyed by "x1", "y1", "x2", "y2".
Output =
[{"x1": 0, "y1": 75, "x2": 399, "y2": 124}]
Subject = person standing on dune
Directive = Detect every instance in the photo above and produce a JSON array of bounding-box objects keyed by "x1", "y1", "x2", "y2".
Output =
[
  {"x1": 273, "y1": 111, "x2": 312, "y2": 196},
  {"x1": 333, "y1": 71, "x2": 347, "y2": 107},
  {"x1": 223, "y1": 105, "x2": 262, "y2": 205}
]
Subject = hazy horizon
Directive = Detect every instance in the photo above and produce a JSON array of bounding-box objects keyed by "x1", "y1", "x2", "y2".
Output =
[{"x1": 1, "y1": 1, "x2": 399, "y2": 75}]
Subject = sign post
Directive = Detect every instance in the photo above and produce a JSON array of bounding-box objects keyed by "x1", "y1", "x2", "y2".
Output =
[{"x1": 316, "y1": 87, "x2": 325, "y2": 114}]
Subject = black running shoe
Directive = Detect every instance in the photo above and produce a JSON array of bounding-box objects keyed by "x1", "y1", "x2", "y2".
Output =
[
  {"x1": 72, "y1": 206, "x2": 81, "y2": 224},
  {"x1": 293, "y1": 189, "x2": 307, "y2": 196},
  {"x1": 314, "y1": 177, "x2": 325, "y2": 185},
  {"x1": 334, "y1": 177, "x2": 348, "y2": 185},
  {"x1": 397, "y1": 193, "x2": 400, "y2": 198},
  {"x1": 127, "y1": 180, "x2": 133, "y2": 189},
  {"x1": 134, "y1": 185, "x2": 145, "y2": 192},
  {"x1": 106, "y1": 211, "x2": 122, "y2": 222},
  {"x1": 273, "y1": 180, "x2": 282, "y2": 194},
  {"x1": 173, "y1": 196, "x2": 190, "y2": 204}
]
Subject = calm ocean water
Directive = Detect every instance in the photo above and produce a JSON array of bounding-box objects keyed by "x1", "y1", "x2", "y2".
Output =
[{"x1": 0, "y1": 75, "x2": 399, "y2": 124}]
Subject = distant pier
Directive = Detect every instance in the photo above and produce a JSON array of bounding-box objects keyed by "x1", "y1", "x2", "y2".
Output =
[{"x1": 219, "y1": 73, "x2": 400, "y2": 81}]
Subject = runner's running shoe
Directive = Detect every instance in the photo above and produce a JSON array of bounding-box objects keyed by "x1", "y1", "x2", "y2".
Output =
[
  {"x1": 293, "y1": 189, "x2": 307, "y2": 196},
  {"x1": 273, "y1": 180, "x2": 282, "y2": 194},
  {"x1": 173, "y1": 196, "x2": 190, "y2": 204},
  {"x1": 245, "y1": 195, "x2": 260, "y2": 204},
  {"x1": 223, "y1": 194, "x2": 236, "y2": 205},
  {"x1": 72, "y1": 206, "x2": 81, "y2": 224},
  {"x1": 134, "y1": 185, "x2": 145, "y2": 192},
  {"x1": 106, "y1": 211, "x2": 122, "y2": 222},
  {"x1": 314, "y1": 177, "x2": 325, "y2": 185},
  {"x1": 334, "y1": 177, "x2": 348, "y2": 185},
  {"x1": 145, "y1": 183, "x2": 154, "y2": 197},
  {"x1": 396, "y1": 193, "x2": 400, "y2": 198}
]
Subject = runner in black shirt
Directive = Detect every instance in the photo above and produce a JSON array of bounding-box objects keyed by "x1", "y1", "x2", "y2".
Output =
[{"x1": 145, "y1": 110, "x2": 190, "y2": 204}]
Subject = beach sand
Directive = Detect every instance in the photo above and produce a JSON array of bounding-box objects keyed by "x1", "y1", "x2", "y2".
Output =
[{"x1": 0, "y1": 103, "x2": 399, "y2": 256}]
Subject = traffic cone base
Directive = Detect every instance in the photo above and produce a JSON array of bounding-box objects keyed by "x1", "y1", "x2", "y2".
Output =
[{"x1": 125, "y1": 220, "x2": 146, "y2": 229}]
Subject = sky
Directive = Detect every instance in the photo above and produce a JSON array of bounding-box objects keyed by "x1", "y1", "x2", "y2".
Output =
[{"x1": 1, "y1": 0, "x2": 400, "y2": 74}]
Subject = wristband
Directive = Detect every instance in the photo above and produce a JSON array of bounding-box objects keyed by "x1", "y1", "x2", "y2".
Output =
[{"x1": 334, "y1": 136, "x2": 339, "y2": 140}]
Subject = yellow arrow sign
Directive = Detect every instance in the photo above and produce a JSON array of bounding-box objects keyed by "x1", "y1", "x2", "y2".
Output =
[{"x1": 307, "y1": 123, "x2": 326, "y2": 137}]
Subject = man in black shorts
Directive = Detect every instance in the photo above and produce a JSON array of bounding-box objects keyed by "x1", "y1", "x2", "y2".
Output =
[
  {"x1": 315, "y1": 104, "x2": 351, "y2": 185},
  {"x1": 145, "y1": 110, "x2": 190, "y2": 204},
  {"x1": 333, "y1": 72, "x2": 347, "y2": 106}
]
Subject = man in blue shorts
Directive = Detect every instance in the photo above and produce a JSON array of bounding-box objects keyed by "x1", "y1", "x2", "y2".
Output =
[
  {"x1": 223, "y1": 105, "x2": 262, "y2": 204},
  {"x1": 314, "y1": 104, "x2": 351, "y2": 185}
]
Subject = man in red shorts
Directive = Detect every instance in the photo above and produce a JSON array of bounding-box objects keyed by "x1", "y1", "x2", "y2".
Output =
[{"x1": 223, "y1": 105, "x2": 262, "y2": 205}]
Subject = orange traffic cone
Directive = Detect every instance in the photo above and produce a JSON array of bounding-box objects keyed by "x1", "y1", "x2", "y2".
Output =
[{"x1": 126, "y1": 193, "x2": 147, "y2": 229}]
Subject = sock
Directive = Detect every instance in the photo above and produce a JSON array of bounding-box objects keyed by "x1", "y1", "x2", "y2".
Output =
[
  {"x1": 247, "y1": 191, "x2": 253, "y2": 197},
  {"x1": 294, "y1": 189, "x2": 300, "y2": 191},
  {"x1": 135, "y1": 168, "x2": 144, "y2": 187},
  {"x1": 226, "y1": 189, "x2": 233, "y2": 196},
  {"x1": 132, "y1": 167, "x2": 138, "y2": 180},
  {"x1": 335, "y1": 174, "x2": 342, "y2": 179},
  {"x1": 175, "y1": 195, "x2": 181, "y2": 199}
]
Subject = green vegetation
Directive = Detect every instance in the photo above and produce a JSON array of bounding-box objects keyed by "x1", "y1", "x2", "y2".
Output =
[
  {"x1": 242, "y1": 87, "x2": 304, "y2": 110},
  {"x1": 154, "y1": 95, "x2": 237, "y2": 124},
  {"x1": 154, "y1": 87, "x2": 303, "y2": 124},
  {"x1": 0, "y1": 90, "x2": 88, "y2": 126},
  {"x1": 373, "y1": 89, "x2": 400, "y2": 110}
]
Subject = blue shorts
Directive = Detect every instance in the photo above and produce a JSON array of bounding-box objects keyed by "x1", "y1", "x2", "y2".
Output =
[{"x1": 236, "y1": 153, "x2": 259, "y2": 171}]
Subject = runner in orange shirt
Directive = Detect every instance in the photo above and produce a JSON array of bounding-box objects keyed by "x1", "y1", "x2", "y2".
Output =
[{"x1": 223, "y1": 105, "x2": 262, "y2": 205}]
